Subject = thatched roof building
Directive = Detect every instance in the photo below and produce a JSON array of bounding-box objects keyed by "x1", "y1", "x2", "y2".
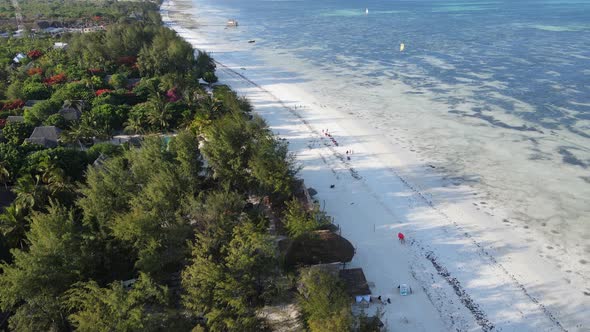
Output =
[
  {"x1": 25, "y1": 126, "x2": 61, "y2": 148},
  {"x1": 339, "y1": 268, "x2": 371, "y2": 297},
  {"x1": 284, "y1": 230, "x2": 354, "y2": 267}
]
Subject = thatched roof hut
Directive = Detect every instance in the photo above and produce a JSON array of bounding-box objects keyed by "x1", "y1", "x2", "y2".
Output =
[
  {"x1": 339, "y1": 268, "x2": 371, "y2": 297},
  {"x1": 284, "y1": 230, "x2": 354, "y2": 267}
]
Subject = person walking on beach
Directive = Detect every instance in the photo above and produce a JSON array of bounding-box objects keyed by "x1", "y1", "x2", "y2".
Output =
[{"x1": 398, "y1": 232, "x2": 405, "y2": 244}]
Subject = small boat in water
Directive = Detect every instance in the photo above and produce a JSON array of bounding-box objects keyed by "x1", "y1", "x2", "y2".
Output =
[
  {"x1": 248, "y1": 40, "x2": 255, "y2": 43},
  {"x1": 227, "y1": 19, "x2": 238, "y2": 27},
  {"x1": 400, "y1": 43, "x2": 405, "y2": 52},
  {"x1": 365, "y1": 8, "x2": 369, "y2": 14}
]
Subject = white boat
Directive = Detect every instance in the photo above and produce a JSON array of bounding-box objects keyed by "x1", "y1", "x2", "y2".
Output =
[
  {"x1": 400, "y1": 43, "x2": 405, "y2": 52},
  {"x1": 365, "y1": 8, "x2": 369, "y2": 14}
]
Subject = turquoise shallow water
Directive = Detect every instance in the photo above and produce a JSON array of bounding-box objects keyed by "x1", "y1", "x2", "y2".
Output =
[
  {"x1": 178, "y1": 0, "x2": 590, "y2": 261},
  {"x1": 194, "y1": 0, "x2": 590, "y2": 146}
]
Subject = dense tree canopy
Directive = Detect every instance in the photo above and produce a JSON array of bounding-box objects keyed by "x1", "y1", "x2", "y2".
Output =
[{"x1": 0, "y1": 1, "x2": 354, "y2": 331}]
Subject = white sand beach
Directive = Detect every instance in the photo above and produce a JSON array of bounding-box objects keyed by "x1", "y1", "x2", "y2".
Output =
[{"x1": 161, "y1": 1, "x2": 589, "y2": 331}]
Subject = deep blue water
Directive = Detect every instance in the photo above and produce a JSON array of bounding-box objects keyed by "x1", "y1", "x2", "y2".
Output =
[{"x1": 195, "y1": 0, "x2": 590, "y2": 154}]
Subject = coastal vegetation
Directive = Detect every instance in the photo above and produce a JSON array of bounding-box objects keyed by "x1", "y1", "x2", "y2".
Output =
[{"x1": 0, "y1": 1, "x2": 363, "y2": 331}]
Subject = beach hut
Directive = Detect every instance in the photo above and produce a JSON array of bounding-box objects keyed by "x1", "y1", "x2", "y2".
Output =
[
  {"x1": 339, "y1": 268, "x2": 372, "y2": 303},
  {"x1": 25, "y1": 126, "x2": 61, "y2": 148},
  {"x1": 284, "y1": 230, "x2": 355, "y2": 267},
  {"x1": 6, "y1": 116, "x2": 24, "y2": 123},
  {"x1": 12, "y1": 53, "x2": 26, "y2": 63}
]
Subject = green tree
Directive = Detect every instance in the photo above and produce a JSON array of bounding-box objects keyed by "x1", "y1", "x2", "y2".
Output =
[
  {"x1": 202, "y1": 71, "x2": 218, "y2": 85},
  {"x1": 146, "y1": 89, "x2": 173, "y2": 131},
  {"x1": 0, "y1": 161, "x2": 9, "y2": 189},
  {"x1": 89, "y1": 104, "x2": 126, "y2": 132},
  {"x1": 22, "y1": 81, "x2": 50, "y2": 100},
  {"x1": 168, "y1": 130, "x2": 203, "y2": 192},
  {"x1": 111, "y1": 168, "x2": 191, "y2": 275},
  {"x1": 64, "y1": 273, "x2": 169, "y2": 332},
  {"x1": 182, "y1": 221, "x2": 274, "y2": 332},
  {"x1": 51, "y1": 82, "x2": 94, "y2": 104},
  {"x1": 23, "y1": 99, "x2": 60, "y2": 126},
  {"x1": 283, "y1": 198, "x2": 330, "y2": 238},
  {"x1": 124, "y1": 102, "x2": 150, "y2": 134},
  {"x1": 12, "y1": 174, "x2": 46, "y2": 213},
  {"x1": 86, "y1": 142, "x2": 123, "y2": 161},
  {"x1": 0, "y1": 203, "x2": 27, "y2": 249},
  {"x1": 249, "y1": 135, "x2": 296, "y2": 202},
  {"x1": 137, "y1": 28, "x2": 195, "y2": 77},
  {"x1": 109, "y1": 73, "x2": 128, "y2": 90},
  {"x1": 78, "y1": 157, "x2": 136, "y2": 233},
  {"x1": 2, "y1": 121, "x2": 33, "y2": 145},
  {"x1": 0, "y1": 203, "x2": 84, "y2": 331},
  {"x1": 6, "y1": 80, "x2": 24, "y2": 100},
  {"x1": 195, "y1": 50, "x2": 216, "y2": 77},
  {"x1": 43, "y1": 113, "x2": 68, "y2": 128},
  {"x1": 297, "y1": 268, "x2": 353, "y2": 332},
  {"x1": 0, "y1": 143, "x2": 25, "y2": 181},
  {"x1": 200, "y1": 112, "x2": 257, "y2": 191}
]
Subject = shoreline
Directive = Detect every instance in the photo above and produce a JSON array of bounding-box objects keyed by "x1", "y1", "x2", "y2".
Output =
[{"x1": 161, "y1": 1, "x2": 589, "y2": 330}]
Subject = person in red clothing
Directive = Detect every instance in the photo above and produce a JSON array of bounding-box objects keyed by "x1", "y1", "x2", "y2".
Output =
[{"x1": 397, "y1": 232, "x2": 405, "y2": 244}]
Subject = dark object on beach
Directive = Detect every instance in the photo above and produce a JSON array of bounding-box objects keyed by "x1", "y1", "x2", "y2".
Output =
[
  {"x1": 347, "y1": 156, "x2": 351, "y2": 161},
  {"x1": 284, "y1": 230, "x2": 355, "y2": 267},
  {"x1": 248, "y1": 39, "x2": 255, "y2": 43},
  {"x1": 307, "y1": 187, "x2": 318, "y2": 196},
  {"x1": 378, "y1": 295, "x2": 382, "y2": 301},
  {"x1": 387, "y1": 298, "x2": 391, "y2": 304},
  {"x1": 429, "y1": 164, "x2": 436, "y2": 168},
  {"x1": 330, "y1": 184, "x2": 335, "y2": 189}
]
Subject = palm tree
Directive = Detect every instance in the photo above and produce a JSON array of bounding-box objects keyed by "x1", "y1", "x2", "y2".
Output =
[
  {"x1": 62, "y1": 121, "x2": 95, "y2": 147},
  {"x1": 37, "y1": 159, "x2": 73, "y2": 196},
  {"x1": 13, "y1": 175, "x2": 46, "y2": 213},
  {"x1": 0, "y1": 203, "x2": 28, "y2": 249},
  {"x1": 63, "y1": 99, "x2": 88, "y2": 113},
  {"x1": 0, "y1": 162, "x2": 10, "y2": 190},
  {"x1": 124, "y1": 112, "x2": 146, "y2": 135},
  {"x1": 199, "y1": 96, "x2": 224, "y2": 119},
  {"x1": 146, "y1": 91, "x2": 173, "y2": 131}
]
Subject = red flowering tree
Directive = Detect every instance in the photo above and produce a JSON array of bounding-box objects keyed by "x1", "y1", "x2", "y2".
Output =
[
  {"x1": 95, "y1": 89, "x2": 113, "y2": 96},
  {"x1": 43, "y1": 73, "x2": 67, "y2": 85},
  {"x1": 27, "y1": 50, "x2": 43, "y2": 59},
  {"x1": 2, "y1": 100, "x2": 25, "y2": 111},
  {"x1": 0, "y1": 118, "x2": 6, "y2": 128},
  {"x1": 166, "y1": 88, "x2": 181, "y2": 102},
  {"x1": 27, "y1": 67, "x2": 43, "y2": 76}
]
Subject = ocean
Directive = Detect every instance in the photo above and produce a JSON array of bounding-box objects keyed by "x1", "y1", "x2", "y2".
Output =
[{"x1": 168, "y1": 0, "x2": 590, "y2": 274}]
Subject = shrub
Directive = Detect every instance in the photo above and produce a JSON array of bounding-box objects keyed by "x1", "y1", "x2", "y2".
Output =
[{"x1": 22, "y1": 82, "x2": 51, "y2": 100}]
